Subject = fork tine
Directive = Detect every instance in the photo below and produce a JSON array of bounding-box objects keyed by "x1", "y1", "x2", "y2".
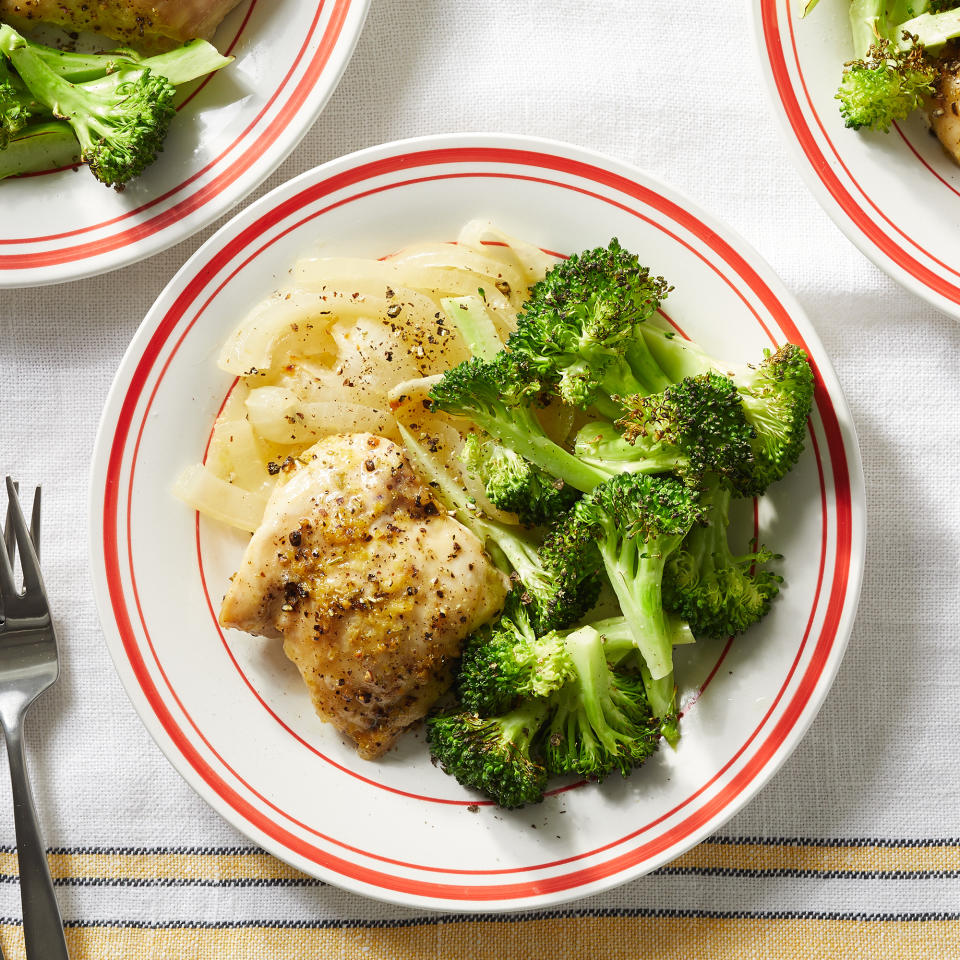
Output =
[
  {"x1": 30, "y1": 486, "x2": 41, "y2": 559},
  {"x1": 3, "y1": 481, "x2": 15, "y2": 565},
  {"x1": 0, "y1": 487, "x2": 17, "y2": 599},
  {"x1": 4, "y1": 478, "x2": 42, "y2": 595}
]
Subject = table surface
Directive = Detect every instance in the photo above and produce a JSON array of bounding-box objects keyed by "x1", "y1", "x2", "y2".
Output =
[{"x1": 1, "y1": 1, "x2": 959, "y2": 957}]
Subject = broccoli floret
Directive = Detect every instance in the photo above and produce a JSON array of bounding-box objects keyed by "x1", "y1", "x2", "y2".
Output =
[
  {"x1": 0, "y1": 23, "x2": 175, "y2": 188},
  {"x1": 433, "y1": 620, "x2": 664, "y2": 803},
  {"x1": 457, "y1": 589, "x2": 685, "y2": 718},
  {"x1": 461, "y1": 432, "x2": 580, "y2": 525},
  {"x1": 506, "y1": 240, "x2": 673, "y2": 418},
  {"x1": 457, "y1": 587, "x2": 576, "y2": 715},
  {"x1": 572, "y1": 372, "x2": 756, "y2": 489},
  {"x1": 663, "y1": 477, "x2": 783, "y2": 639},
  {"x1": 429, "y1": 354, "x2": 610, "y2": 493},
  {"x1": 732, "y1": 345, "x2": 814, "y2": 495},
  {"x1": 542, "y1": 473, "x2": 702, "y2": 737},
  {"x1": 426, "y1": 697, "x2": 551, "y2": 808},
  {"x1": 0, "y1": 27, "x2": 228, "y2": 188},
  {"x1": 399, "y1": 425, "x2": 600, "y2": 631},
  {"x1": 542, "y1": 625, "x2": 660, "y2": 780},
  {"x1": 836, "y1": 38, "x2": 937, "y2": 131},
  {"x1": 639, "y1": 327, "x2": 814, "y2": 495}
]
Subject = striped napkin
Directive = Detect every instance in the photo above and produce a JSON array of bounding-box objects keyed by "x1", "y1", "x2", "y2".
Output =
[{"x1": 0, "y1": 0, "x2": 958, "y2": 956}]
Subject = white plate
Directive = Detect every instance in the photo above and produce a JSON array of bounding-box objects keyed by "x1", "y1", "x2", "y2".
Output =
[
  {"x1": 89, "y1": 133, "x2": 866, "y2": 911},
  {"x1": 0, "y1": 0, "x2": 370, "y2": 287},
  {"x1": 754, "y1": 0, "x2": 960, "y2": 318}
]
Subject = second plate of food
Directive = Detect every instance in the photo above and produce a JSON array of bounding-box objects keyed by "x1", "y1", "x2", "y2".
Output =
[
  {"x1": 0, "y1": 0, "x2": 370, "y2": 286},
  {"x1": 89, "y1": 133, "x2": 865, "y2": 910},
  {"x1": 755, "y1": 0, "x2": 960, "y2": 318}
]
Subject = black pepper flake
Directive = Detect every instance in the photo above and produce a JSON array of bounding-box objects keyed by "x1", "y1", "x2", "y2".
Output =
[
  {"x1": 267, "y1": 461, "x2": 281, "y2": 475},
  {"x1": 288, "y1": 530, "x2": 302, "y2": 547},
  {"x1": 364, "y1": 459, "x2": 376, "y2": 472},
  {"x1": 386, "y1": 303, "x2": 402, "y2": 318}
]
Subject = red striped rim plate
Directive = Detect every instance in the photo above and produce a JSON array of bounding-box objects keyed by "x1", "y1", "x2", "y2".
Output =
[
  {"x1": 754, "y1": 0, "x2": 960, "y2": 319},
  {"x1": 0, "y1": 0, "x2": 370, "y2": 287},
  {"x1": 88, "y1": 134, "x2": 866, "y2": 911}
]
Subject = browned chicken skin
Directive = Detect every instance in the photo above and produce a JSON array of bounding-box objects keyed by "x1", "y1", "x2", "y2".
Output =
[
  {"x1": 0, "y1": 0, "x2": 246, "y2": 48},
  {"x1": 930, "y1": 55, "x2": 960, "y2": 166},
  {"x1": 219, "y1": 433, "x2": 509, "y2": 759}
]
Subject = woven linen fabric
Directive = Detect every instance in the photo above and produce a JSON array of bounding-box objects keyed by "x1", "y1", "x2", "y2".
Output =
[{"x1": 1, "y1": 0, "x2": 959, "y2": 956}]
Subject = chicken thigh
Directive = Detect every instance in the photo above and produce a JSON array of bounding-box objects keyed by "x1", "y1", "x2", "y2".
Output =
[
  {"x1": 0, "y1": 0, "x2": 245, "y2": 48},
  {"x1": 220, "y1": 433, "x2": 509, "y2": 759},
  {"x1": 930, "y1": 56, "x2": 960, "y2": 166}
]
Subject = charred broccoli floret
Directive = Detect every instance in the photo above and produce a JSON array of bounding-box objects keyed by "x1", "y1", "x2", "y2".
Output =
[
  {"x1": 426, "y1": 698, "x2": 551, "y2": 808},
  {"x1": 639, "y1": 326, "x2": 814, "y2": 495},
  {"x1": 430, "y1": 620, "x2": 663, "y2": 804},
  {"x1": 460, "y1": 432, "x2": 580, "y2": 525},
  {"x1": 457, "y1": 587, "x2": 576, "y2": 715},
  {"x1": 837, "y1": 37, "x2": 937, "y2": 131},
  {"x1": 506, "y1": 240, "x2": 672, "y2": 418},
  {"x1": 0, "y1": 25, "x2": 231, "y2": 186},
  {"x1": 663, "y1": 477, "x2": 783, "y2": 639},
  {"x1": 0, "y1": 23, "x2": 175, "y2": 187},
  {"x1": 573, "y1": 372, "x2": 756, "y2": 489}
]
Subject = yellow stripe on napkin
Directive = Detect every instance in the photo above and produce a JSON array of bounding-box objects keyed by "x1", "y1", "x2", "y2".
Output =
[{"x1": 0, "y1": 916, "x2": 957, "y2": 960}]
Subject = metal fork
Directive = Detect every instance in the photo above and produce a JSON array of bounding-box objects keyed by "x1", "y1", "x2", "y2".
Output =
[{"x1": 0, "y1": 478, "x2": 69, "y2": 960}]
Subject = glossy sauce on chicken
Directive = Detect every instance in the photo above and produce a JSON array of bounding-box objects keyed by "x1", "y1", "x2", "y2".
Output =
[{"x1": 219, "y1": 433, "x2": 508, "y2": 759}]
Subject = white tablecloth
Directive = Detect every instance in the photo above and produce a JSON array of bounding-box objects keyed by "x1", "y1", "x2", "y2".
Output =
[{"x1": 1, "y1": 1, "x2": 958, "y2": 956}]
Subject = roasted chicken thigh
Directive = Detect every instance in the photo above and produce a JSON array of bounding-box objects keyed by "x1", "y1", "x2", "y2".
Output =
[
  {"x1": 0, "y1": 0, "x2": 245, "y2": 48},
  {"x1": 220, "y1": 433, "x2": 509, "y2": 759}
]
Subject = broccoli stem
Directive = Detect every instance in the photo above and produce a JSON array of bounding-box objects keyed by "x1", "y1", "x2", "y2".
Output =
[
  {"x1": 441, "y1": 296, "x2": 503, "y2": 361},
  {"x1": 639, "y1": 662, "x2": 679, "y2": 744},
  {"x1": 625, "y1": 338, "x2": 674, "y2": 395},
  {"x1": 562, "y1": 626, "x2": 634, "y2": 752},
  {"x1": 639, "y1": 325, "x2": 714, "y2": 383},
  {"x1": 598, "y1": 524, "x2": 675, "y2": 684},
  {"x1": 683, "y1": 480, "x2": 731, "y2": 580},
  {"x1": 0, "y1": 29, "x2": 110, "y2": 155},
  {"x1": 464, "y1": 403, "x2": 609, "y2": 493},
  {"x1": 849, "y1": 0, "x2": 886, "y2": 58},
  {"x1": 135, "y1": 41, "x2": 233, "y2": 86},
  {"x1": 897, "y1": 8, "x2": 960, "y2": 52},
  {"x1": 590, "y1": 357, "x2": 650, "y2": 417},
  {"x1": 574, "y1": 421, "x2": 686, "y2": 478},
  {"x1": 31, "y1": 46, "x2": 142, "y2": 83},
  {"x1": 0, "y1": 121, "x2": 80, "y2": 180},
  {"x1": 494, "y1": 696, "x2": 551, "y2": 750},
  {"x1": 28, "y1": 38, "x2": 231, "y2": 86}
]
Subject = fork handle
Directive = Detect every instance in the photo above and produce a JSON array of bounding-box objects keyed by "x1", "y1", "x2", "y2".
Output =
[{"x1": 3, "y1": 722, "x2": 69, "y2": 960}]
